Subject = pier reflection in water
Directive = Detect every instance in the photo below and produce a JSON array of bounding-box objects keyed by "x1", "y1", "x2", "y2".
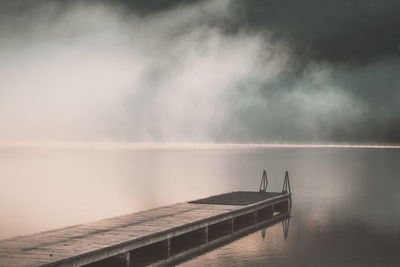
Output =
[
  {"x1": 87, "y1": 210, "x2": 291, "y2": 267},
  {"x1": 261, "y1": 216, "x2": 289, "y2": 241},
  {"x1": 1, "y1": 147, "x2": 399, "y2": 266}
]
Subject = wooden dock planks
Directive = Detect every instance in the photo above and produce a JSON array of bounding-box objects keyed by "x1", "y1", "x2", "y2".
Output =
[{"x1": 0, "y1": 192, "x2": 290, "y2": 267}]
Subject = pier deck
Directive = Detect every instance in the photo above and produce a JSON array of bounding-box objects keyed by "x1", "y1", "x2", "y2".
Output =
[{"x1": 0, "y1": 191, "x2": 291, "y2": 267}]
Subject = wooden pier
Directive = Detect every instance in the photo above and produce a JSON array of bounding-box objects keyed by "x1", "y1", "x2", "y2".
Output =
[{"x1": 0, "y1": 178, "x2": 292, "y2": 267}]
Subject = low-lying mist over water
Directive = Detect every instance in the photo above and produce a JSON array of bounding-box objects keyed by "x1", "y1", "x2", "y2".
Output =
[{"x1": 1, "y1": 0, "x2": 399, "y2": 144}]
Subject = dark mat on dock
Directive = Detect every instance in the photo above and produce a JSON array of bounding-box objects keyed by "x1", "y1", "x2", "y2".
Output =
[{"x1": 189, "y1": 191, "x2": 283, "y2": 206}]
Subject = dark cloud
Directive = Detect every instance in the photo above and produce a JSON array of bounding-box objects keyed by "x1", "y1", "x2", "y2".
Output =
[
  {"x1": 75, "y1": 0, "x2": 400, "y2": 64},
  {"x1": 3, "y1": 0, "x2": 399, "y2": 64},
  {"x1": 0, "y1": 0, "x2": 399, "y2": 144},
  {"x1": 234, "y1": 0, "x2": 400, "y2": 64}
]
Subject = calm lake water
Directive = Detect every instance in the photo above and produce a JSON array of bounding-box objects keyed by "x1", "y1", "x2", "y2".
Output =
[{"x1": 0, "y1": 145, "x2": 399, "y2": 266}]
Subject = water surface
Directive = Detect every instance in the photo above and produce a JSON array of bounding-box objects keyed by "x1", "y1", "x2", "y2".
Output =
[{"x1": 0, "y1": 145, "x2": 399, "y2": 266}]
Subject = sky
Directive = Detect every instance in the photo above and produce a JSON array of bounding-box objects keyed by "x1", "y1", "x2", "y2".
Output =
[{"x1": 0, "y1": 0, "x2": 399, "y2": 144}]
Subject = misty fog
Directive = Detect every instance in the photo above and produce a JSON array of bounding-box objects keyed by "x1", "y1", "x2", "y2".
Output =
[{"x1": 0, "y1": 0, "x2": 399, "y2": 144}]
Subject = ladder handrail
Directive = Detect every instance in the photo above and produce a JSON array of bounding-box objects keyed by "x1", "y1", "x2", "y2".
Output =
[
  {"x1": 282, "y1": 171, "x2": 291, "y2": 194},
  {"x1": 259, "y1": 170, "x2": 268, "y2": 192}
]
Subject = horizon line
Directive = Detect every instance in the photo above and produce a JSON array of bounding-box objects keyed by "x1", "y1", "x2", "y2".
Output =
[{"x1": 0, "y1": 141, "x2": 399, "y2": 149}]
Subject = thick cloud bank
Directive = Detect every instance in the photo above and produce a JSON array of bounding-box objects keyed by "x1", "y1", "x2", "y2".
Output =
[{"x1": 0, "y1": 0, "x2": 399, "y2": 143}]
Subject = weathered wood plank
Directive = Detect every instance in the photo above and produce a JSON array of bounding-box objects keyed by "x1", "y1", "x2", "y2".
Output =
[{"x1": 0, "y1": 191, "x2": 290, "y2": 267}]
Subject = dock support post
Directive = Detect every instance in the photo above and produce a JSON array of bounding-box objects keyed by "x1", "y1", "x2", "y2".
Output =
[
  {"x1": 124, "y1": 252, "x2": 130, "y2": 267},
  {"x1": 205, "y1": 226, "x2": 209, "y2": 243},
  {"x1": 250, "y1": 211, "x2": 257, "y2": 225},
  {"x1": 231, "y1": 218, "x2": 234, "y2": 233},
  {"x1": 167, "y1": 238, "x2": 171, "y2": 258}
]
